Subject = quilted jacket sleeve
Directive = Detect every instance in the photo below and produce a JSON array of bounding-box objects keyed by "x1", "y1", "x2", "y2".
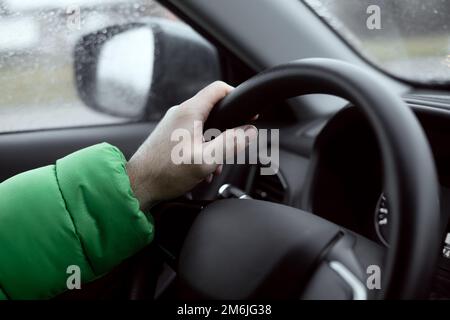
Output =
[{"x1": 0, "y1": 143, "x2": 154, "y2": 299}]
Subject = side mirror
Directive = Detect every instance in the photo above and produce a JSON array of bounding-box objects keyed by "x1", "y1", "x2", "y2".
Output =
[{"x1": 74, "y1": 18, "x2": 222, "y2": 120}]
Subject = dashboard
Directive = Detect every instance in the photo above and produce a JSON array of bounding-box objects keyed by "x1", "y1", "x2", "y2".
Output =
[
  {"x1": 282, "y1": 101, "x2": 450, "y2": 299},
  {"x1": 207, "y1": 97, "x2": 450, "y2": 299},
  {"x1": 197, "y1": 96, "x2": 450, "y2": 299},
  {"x1": 307, "y1": 105, "x2": 450, "y2": 244}
]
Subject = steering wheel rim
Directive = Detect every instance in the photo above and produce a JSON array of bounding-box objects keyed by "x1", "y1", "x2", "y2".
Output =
[{"x1": 187, "y1": 58, "x2": 441, "y2": 299}]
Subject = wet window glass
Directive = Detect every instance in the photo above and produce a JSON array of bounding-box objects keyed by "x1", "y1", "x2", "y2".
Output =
[
  {"x1": 304, "y1": 0, "x2": 450, "y2": 84},
  {"x1": 0, "y1": 0, "x2": 180, "y2": 133}
]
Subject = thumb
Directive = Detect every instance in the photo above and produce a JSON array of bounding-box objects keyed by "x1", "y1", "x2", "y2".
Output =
[{"x1": 201, "y1": 125, "x2": 258, "y2": 175}]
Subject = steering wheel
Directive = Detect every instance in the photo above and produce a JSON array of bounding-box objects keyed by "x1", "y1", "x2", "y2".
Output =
[{"x1": 177, "y1": 58, "x2": 441, "y2": 300}]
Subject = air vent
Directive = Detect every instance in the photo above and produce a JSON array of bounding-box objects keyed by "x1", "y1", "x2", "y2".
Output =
[
  {"x1": 403, "y1": 93, "x2": 450, "y2": 110},
  {"x1": 250, "y1": 171, "x2": 287, "y2": 203}
]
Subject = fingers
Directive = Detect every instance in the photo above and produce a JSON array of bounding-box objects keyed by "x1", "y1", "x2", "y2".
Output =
[
  {"x1": 214, "y1": 164, "x2": 223, "y2": 176},
  {"x1": 177, "y1": 81, "x2": 260, "y2": 127},
  {"x1": 183, "y1": 81, "x2": 234, "y2": 120},
  {"x1": 205, "y1": 173, "x2": 214, "y2": 184},
  {"x1": 224, "y1": 125, "x2": 258, "y2": 162},
  {"x1": 201, "y1": 125, "x2": 258, "y2": 176},
  {"x1": 203, "y1": 165, "x2": 222, "y2": 184}
]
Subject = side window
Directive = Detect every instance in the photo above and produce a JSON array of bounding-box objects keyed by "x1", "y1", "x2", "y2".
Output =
[{"x1": 0, "y1": 0, "x2": 189, "y2": 133}]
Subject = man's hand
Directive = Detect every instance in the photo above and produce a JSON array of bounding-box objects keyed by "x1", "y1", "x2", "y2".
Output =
[{"x1": 126, "y1": 81, "x2": 258, "y2": 209}]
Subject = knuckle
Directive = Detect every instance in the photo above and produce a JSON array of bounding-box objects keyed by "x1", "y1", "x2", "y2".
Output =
[
  {"x1": 166, "y1": 105, "x2": 179, "y2": 116},
  {"x1": 211, "y1": 80, "x2": 227, "y2": 88},
  {"x1": 168, "y1": 105, "x2": 178, "y2": 113}
]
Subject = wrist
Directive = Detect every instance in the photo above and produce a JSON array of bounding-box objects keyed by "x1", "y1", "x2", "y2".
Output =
[{"x1": 126, "y1": 160, "x2": 156, "y2": 210}]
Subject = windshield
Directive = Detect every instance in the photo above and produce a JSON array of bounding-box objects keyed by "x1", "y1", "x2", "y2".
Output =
[{"x1": 304, "y1": 0, "x2": 450, "y2": 84}]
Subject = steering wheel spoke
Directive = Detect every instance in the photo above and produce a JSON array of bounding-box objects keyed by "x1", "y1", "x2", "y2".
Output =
[
  {"x1": 178, "y1": 199, "x2": 383, "y2": 300},
  {"x1": 302, "y1": 232, "x2": 384, "y2": 300}
]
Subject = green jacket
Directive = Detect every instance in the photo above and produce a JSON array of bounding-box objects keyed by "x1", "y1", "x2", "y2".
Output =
[{"x1": 0, "y1": 143, "x2": 154, "y2": 299}]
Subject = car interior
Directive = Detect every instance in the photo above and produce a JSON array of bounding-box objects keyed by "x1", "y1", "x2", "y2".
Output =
[{"x1": 1, "y1": 0, "x2": 450, "y2": 300}]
